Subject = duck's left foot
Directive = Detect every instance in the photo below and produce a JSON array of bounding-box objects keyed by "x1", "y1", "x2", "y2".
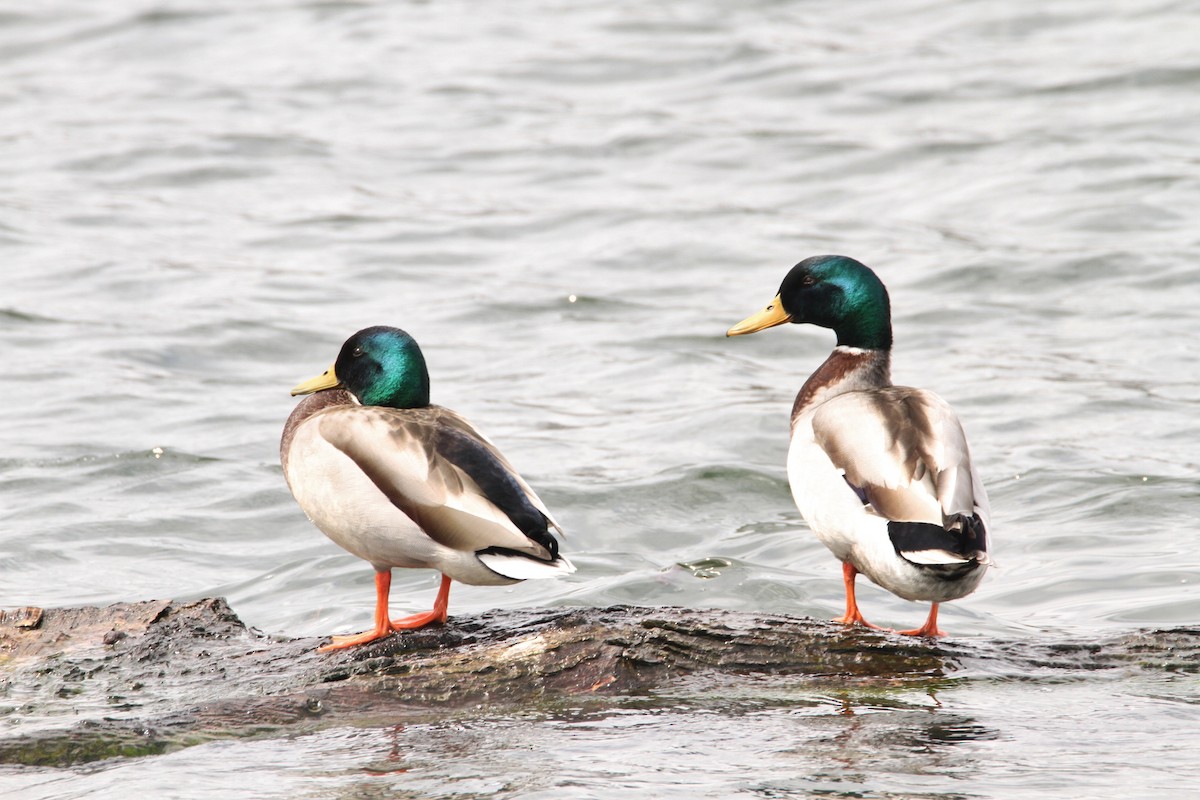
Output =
[
  {"x1": 389, "y1": 608, "x2": 448, "y2": 631},
  {"x1": 318, "y1": 627, "x2": 393, "y2": 652},
  {"x1": 896, "y1": 624, "x2": 947, "y2": 638},
  {"x1": 833, "y1": 612, "x2": 885, "y2": 630},
  {"x1": 896, "y1": 603, "x2": 945, "y2": 637},
  {"x1": 389, "y1": 574, "x2": 451, "y2": 631}
]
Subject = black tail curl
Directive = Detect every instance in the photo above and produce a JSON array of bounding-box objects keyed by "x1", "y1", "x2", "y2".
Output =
[{"x1": 887, "y1": 513, "x2": 988, "y2": 561}]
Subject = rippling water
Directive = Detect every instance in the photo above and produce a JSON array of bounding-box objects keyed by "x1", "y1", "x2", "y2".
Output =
[{"x1": 4, "y1": 0, "x2": 1199, "y2": 797}]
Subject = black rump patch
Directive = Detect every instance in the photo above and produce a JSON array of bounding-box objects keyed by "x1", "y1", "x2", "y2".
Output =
[{"x1": 887, "y1": 513, "x2": 987, "y2": 560}]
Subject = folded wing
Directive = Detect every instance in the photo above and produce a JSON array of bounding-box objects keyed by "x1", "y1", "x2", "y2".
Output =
[
  {"x1": 316, "y1": 406, "x2": 567, "y2": 571},
  {"x1": 811, "y1": 387, "x2": 989, "y2": 566}
]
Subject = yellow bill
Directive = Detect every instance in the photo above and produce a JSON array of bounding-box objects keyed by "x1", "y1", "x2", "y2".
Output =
[
  {"x1": 291, "y1": 365, "x2": 342, "y2": 396},
  {"x1": 726, "y1": 294, "x2": 791, "y2": 336}
]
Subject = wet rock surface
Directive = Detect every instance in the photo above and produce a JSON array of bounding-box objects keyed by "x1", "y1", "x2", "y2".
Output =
[{"x1": 2, "y1": 599, "x2": 1197, "y2": 767}]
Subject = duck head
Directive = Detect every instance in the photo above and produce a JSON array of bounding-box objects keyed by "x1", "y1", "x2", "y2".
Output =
[
  {"x1": 727, "y1": 255, "x2": 893, "y2": 350},
  {"x1": 291, "y1": 326, "x2": 431, "y2": 408}
]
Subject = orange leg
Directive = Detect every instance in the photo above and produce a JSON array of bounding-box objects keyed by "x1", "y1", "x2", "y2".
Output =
[
  {"x1": 897, "y1": 602, "x2": 946, "y2": 638},
  {"x1": 319, "y1": 572, "x2": 453, "y2": 652},
  {"x1": 832, "y1": 561, "x2": 883, "y2": 630},
  {"x1": 319, "y1": 569, "x2": 396, "y2": 652},
  {"x1": 390, "y1": 574, "x2": 451, "y2": 630}
]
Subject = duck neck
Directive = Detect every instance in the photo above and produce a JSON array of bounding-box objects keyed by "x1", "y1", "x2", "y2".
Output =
[
  {"x1": 790, "y1": 346, "x2": 892, "y2": 426},
  {"x1": 835, "y1": 309, "x2": 892, "y2": 351}
]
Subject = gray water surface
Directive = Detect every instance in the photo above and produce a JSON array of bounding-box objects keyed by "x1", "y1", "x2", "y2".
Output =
[{"x1": 3, "y1": 0, "x2": 1200, "y2": 797}]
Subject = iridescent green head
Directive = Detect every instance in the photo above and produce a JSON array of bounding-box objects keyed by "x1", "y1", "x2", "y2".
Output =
[
  {"x1": 291, "y1": 326, "x2": 431, "y2": 408},
  {"x1": 727, "y1": 255, "x2": 893, "y2": 350}
]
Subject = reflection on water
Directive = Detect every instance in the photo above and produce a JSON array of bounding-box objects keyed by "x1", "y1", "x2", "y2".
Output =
[
  {"x1": 2, "y1": 664, "x2": 1195, "y2": 797},
  {"x1": 308, "y1": 697, "x2": 996, "y2": 800}
]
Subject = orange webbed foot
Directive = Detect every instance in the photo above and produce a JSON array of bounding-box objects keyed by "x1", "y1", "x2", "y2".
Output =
[
  {"x1": 389, "y1": 574, "x2": 451, "y2": 631},
  {"x1": 833, "y1": 612, "x2": 887, "y2": 630},
  {"x1": 318, "y1": 573, "x2": 453, "y2": 652},
  {"x1": 389, "y1": 608, "x2": 448, "y2": 631},
  {"x1": 834, "y1": 562, "x2": 889, "y2": 630},
  {"x1": 318, "y1": 626, "x2": 393, "y2": 652},
  {"x1": 896, "y1": 624, "x2": 947, "y2": 638},
  {"x1": 897, "y1": 603, "x2": 946, "y2": 637}
]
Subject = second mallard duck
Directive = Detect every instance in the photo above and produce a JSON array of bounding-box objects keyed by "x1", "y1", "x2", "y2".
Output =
[
  {"x1": 728, "y1": 255, "x2": 991, "y2": 636},
  {"x1": 281, "y1": 326, "x2": 575, "y2": 651}
]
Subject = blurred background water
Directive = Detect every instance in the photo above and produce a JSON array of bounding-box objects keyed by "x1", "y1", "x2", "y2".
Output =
[{"x1": 2, "y1": 0, "x2": 1199, "y2": 797}]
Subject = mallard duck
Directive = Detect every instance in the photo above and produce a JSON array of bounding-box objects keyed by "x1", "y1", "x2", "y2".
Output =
[
  {"x1": 727, "y1": 256, "x2": 991, "y2": 636},
  {"x1": 281, "y1": 326, "x2": 575, "y2": 652}
]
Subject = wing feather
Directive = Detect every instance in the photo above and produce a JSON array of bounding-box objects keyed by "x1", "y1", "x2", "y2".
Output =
[
  {"x1": 811, "y1": 387, "x2": 989, "y2": 563},
  {"x1": 812, "y1": 387, "x2": 977, "y2": 519},
  {"x1": 432, "y1": 407, "x2": 565, "y2": 535},
  {"x1": 314, "y1": 406, "x2": 557, "y2": 560}
]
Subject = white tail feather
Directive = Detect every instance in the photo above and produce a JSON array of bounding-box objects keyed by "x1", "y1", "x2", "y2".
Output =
[
  {"x1": 901, "y1": 549, "x2": 972, "y2": 566},
  {"x1": 477, "y1": 552, "x2": 576, "y2": 580}
]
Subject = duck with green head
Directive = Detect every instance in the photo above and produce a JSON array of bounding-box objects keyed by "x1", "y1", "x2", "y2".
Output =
[
  {"x1": 728, "y1": 256, "x2": 991, "y2": 636},
  {"x1": 281, "y1": 326, "x2": 575, "y2": 652}
]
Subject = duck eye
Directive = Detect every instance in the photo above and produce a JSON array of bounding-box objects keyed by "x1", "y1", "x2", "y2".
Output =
[
  {"x1": 352, "y1": 346, "x2": 365, "y2": 358},
  {"x1": 800, "y1": 275, "x2": 816, "y2": 287}
]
